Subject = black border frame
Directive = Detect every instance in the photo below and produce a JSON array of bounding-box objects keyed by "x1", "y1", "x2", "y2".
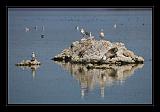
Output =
[{"x1": 1, "y1": 0, "x2": 159, "y2": 112}]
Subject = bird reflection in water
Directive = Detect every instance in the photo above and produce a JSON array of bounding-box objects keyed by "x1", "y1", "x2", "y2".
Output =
[
  {"x1": 17, "y1": 65, "x2": 40, "y2": 79},
  {"x1": 53, "y1": 61, "x2": 144, "y2": 98}
]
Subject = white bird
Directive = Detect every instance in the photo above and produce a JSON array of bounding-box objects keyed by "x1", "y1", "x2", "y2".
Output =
[
  {"x1": 114, "y1": 24, "x2": 117, "y2": 28},
  {"x1": 80, "y1": 28, "x2": 85, "y2": 35},
  {"x1": 89, "y1": 32, "x2": 92, "y2": 37},
  {"x1": 76, "y1": 26, "x2": 79, "y2": 31},
  {"x1": 31, "y1": 52, "x2": 36, "y2": 61},
  {"x1": 99, "y1": 29, "x2": 105, "y2": 39},
  {"x1": 25, "y1": 27, "x2": 30, "y2": 32},
  {"x1": 80, "y1": 28, "x2": 90, "y2": 37}
]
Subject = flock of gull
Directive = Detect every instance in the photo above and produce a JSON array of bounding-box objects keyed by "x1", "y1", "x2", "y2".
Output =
[
  {"x1": 25, "y1": 25, "x2": 45, "y2": 38},
  {"x1": 25, "y1": 25, "x2": 45, "y2": 32},
  {"x1": 76, "y1": 24, "x2": 117, "y2": 39},
  {"x1": 76, "y1": 26, "x2": 105, "y2": 39},
  {"x1": 25, "y1": 23, "x2": 117, "y2": 40}
]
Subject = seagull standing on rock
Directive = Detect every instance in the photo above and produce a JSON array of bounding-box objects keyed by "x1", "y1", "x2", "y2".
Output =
[
  {"x1": 99, "y1": 29, "x2": 105, "y2": 39},
  {"x1": 89, "y1": 32, "x2": 92, "y2": 37},
  {"x1": 80, "y1": 28, "x2": 85, "y2": 36},
  {"x1": 80, "y1": 28, "x2": 90, "y2": 37},
  {"x1": 31, "y1": 52, "x2": 36, "y2": 61}
]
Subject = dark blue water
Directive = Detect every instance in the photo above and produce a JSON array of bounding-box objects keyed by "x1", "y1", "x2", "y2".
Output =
[{"x1": 8, "y1": 8, "x2": 152, "y2": 104}]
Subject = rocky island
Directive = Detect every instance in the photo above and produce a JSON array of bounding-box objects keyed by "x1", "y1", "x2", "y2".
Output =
[
  {"x1": 53, "y1": 37, "x2": 144, "y2": 69},
  {"x1": 16, "y1": 52, "x2": 41, "y2": 66},
  {"x1": 15, "y1": 59, "x2": 41, "y2": 66}
]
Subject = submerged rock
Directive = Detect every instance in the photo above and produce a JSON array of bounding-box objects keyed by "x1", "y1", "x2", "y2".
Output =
[{"x1": 53, "y1": 38, "x2": 144, "y2": 67}]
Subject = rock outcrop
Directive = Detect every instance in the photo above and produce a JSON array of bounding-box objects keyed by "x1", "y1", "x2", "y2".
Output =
[
  {"x1": 53, "y1": 37, "x2": 144, "y2": 66},
  {"x1": 16, "y1": 59, "x2": 41, "y2": 66}
]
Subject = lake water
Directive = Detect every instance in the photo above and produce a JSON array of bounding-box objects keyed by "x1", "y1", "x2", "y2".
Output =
[{"x1": 8, "y1": 8, "x2": 152, "y2": 104}]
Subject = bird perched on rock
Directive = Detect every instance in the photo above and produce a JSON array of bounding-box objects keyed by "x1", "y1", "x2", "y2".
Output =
[
  {"x1": 99, "y1": 29, "x2": 105, "y2": 39},
  {"x1": 80, "y1": 28, "x2": 90, "y2": 37},
  {"x1": 31, "y1": 52, "x2": 36, "y2": 61},
  {"x1": 89, "y1": 32, "x2": 92, "y2": 37},
  {"x1": 80, "y1": 28, "x2": 85, "y2": 35}
]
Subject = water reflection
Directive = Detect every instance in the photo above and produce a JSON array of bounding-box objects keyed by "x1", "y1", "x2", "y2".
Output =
[
  {"x1": 16, "y1": 65, "x2": 40, "y2": 79},
  {"x1": 54, "y1": 61, "x2": 144, "y2": 98}
]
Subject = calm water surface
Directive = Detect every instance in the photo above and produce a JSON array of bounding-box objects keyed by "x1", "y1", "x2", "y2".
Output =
[{"x1": 8, "y1": 8, "x2": 152, "y2": 104}]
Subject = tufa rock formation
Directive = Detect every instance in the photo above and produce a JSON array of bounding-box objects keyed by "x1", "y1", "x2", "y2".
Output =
[
  {"x1": 15, "y1": 59, "x2": 41, "y2": 66},
  {"x1": 53, "y1": 37, "x2": 144, "y2": 67}
]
